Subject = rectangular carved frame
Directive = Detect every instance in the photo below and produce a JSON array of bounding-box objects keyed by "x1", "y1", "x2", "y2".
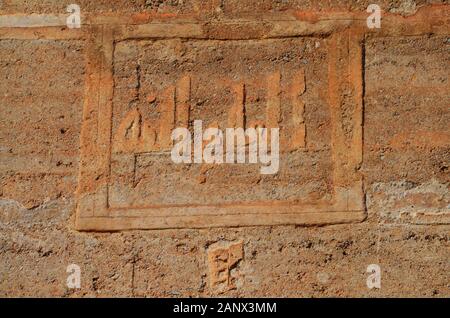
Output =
[
  {"x1": 75, "y1": 25, "x2": 366, "y2": 230},
  {"x1": 2, "y1": 7, "x2": 446, "y2": 230}
]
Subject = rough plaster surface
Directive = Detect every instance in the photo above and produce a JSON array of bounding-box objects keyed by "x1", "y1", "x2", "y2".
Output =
[{"x1": 0, "y1": 1, "x2": 449, "y2": 297}]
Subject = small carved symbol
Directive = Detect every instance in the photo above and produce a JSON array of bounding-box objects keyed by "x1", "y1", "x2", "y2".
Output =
[{"x1": 207, "y1": 241, "x2": 244, "y2": 292}]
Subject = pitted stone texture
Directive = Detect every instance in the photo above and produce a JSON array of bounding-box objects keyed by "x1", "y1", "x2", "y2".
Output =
[
  {"x1": 0, "y1": 3, "x2": 449, "y2": 297},
  {"x1": 1, "y1": 0, "x2": 448, "y2": 15},
  {"x1": 364, "y1": 35, "x2": 450, "y2": 224},
  {"x1": 0, "y1": 39, "x2": 84, "y2": 209}
]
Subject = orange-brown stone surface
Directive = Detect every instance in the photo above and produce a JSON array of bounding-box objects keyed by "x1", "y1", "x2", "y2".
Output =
[{"x1": 0, "y1": 1, "x2": 448, "y2": 297}]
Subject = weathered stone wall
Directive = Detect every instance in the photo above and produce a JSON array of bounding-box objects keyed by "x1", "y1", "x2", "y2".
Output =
[{"x1": 0, "y1": 1, "x2": 448, "y2": 297}]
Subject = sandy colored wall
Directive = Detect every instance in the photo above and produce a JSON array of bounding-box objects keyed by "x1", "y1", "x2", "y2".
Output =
[{"x1": 0, "y1": 1, "x2": 448, "y2": 297}]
